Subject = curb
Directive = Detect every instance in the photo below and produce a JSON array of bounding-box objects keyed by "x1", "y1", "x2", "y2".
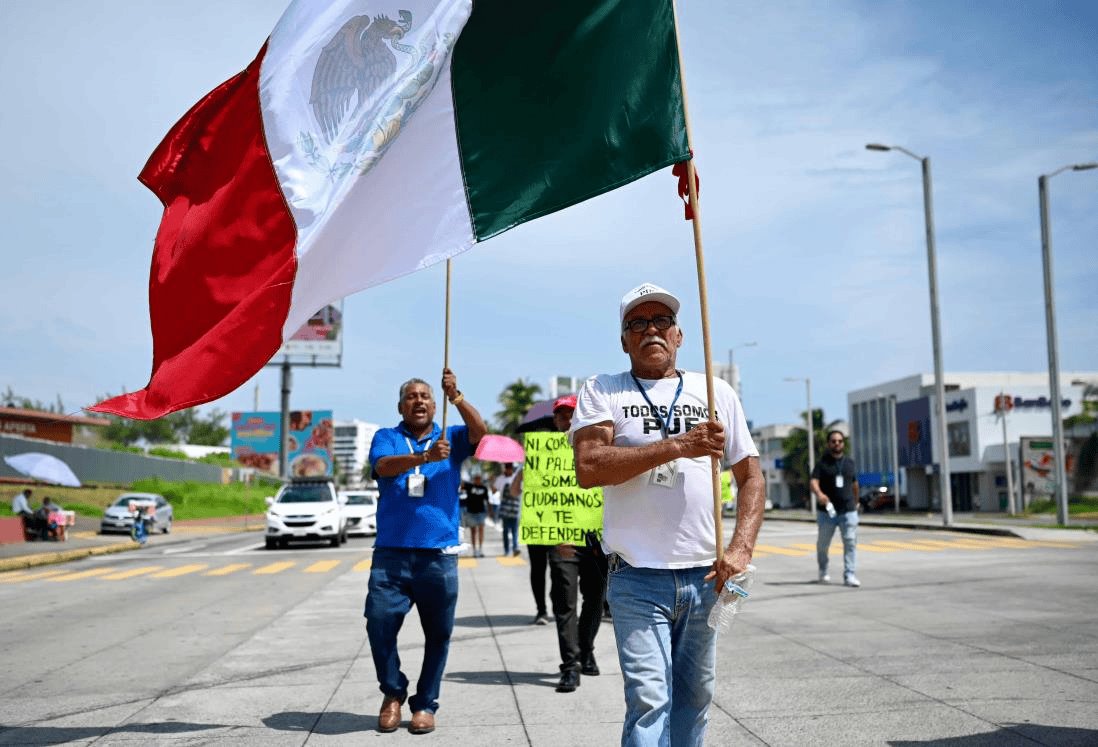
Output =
[
  {"x1": 0, "y1": 541, "x2": 141, "y2": 573},
  {"x1": 764, "y1": 515, "x2": 1023, "y2": 538}
]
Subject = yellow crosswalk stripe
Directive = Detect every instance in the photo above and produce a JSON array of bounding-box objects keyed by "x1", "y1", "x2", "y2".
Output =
[
  {"x1": 496, "y1": 556, "x2": 526, "y2": 567},
  {"x1": 871, "y1": 540, "x2": 943, "y2": 551},
  {"x1": 0, "y1": 568, "x2": 67, "y2": 583},
  {"x1": 458, "y1": 558, "x2": 478, "y2": 569},
  {"x1": 48, "y1": 567, "x2": 116, "y2": 582},
  {"x1": 102, "y1": 566, "x2": 165, "y2": 580},
  {"x1": 352, "y1": 559, "x2": 372, "y2": 572},
  {"x1": 152, "y1": 564, "x2": 208, "y2": 578},
  {"x1": 845, "y1": 543, "x2": 900, "y2": 553},
  {"x1": 205, "y1": 563, "x2": 252, "y2": 577},
  {"x1": 754, "y1": 544, "x2": 808, "y2": 557},
  {"x1": 305, "y1": 560, "x2": 341, "y2": 573},
  {"x1": 254, "y1": 561, "x2": 296, "y2": 575}
]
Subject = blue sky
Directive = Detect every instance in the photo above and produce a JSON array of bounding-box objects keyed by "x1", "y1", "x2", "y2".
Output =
[{"x1": 1, "y1": 0, "x2": 1095, "y2": 434}]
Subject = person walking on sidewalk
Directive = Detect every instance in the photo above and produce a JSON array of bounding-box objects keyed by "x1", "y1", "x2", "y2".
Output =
[
  {"x1": 364, "y1": 370, "x2": 487, "y2": 735},
  {"x1": 811, "y1": 430, "x2": 861, "y2": 587},
  {"x1": 544, "y1": 394, "x2": 608, "y2": 694},
  {"x1": 508, "y1": 466, "x2": 551, "y2": 626},
  {"x1": 463, "y1": 474, "x2": 490, "y2": 557},
  {"x1": 571, "y1": 282, "x2": 765, "y2": 746},
  {"x1": 497, "y1": 466, "x2": 521, "y2": 557}
]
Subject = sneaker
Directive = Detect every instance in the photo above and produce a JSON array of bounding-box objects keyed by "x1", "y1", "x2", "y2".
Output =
[
  {"x1": 844, "y1": 574, "x2": 861, "y2": 588},
  {"x1": 533, "y1": 613, "x2": 550, "y2": 626},
  {"x1": 818, "y1": 571, "x2": 831, "y2": 583},
  {"x1": 555, "y1": 669, "x2": 580, "y2": 693}
]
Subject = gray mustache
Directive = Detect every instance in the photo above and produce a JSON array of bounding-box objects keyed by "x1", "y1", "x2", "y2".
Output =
[{"x1": 642, "y1": 336, "x2": 667, "y2": 348}]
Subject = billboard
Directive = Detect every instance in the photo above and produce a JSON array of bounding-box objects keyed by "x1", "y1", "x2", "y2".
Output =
[
  {"x1": 896, "y1": 396, "x2": 932, "y2": 467},
  {"x1": 273, "y1": 303, "x2": 343, "y2": 362},
  {"x1": 231, "y1": 410, "x2": 334, "y2": 476},
  {"x1": 1020, "y1": 436, "x2": 1076, "y2": 504}
]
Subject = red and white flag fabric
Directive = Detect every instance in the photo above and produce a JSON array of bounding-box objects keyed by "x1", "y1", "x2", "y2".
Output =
[{"x1": 92, "y1": 0, "x2": 689, "y2": 419}]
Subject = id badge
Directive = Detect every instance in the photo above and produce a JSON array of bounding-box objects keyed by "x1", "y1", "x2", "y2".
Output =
[
  {"x1": 408, "y1": 473, "x2": 426, "y2": 497},
  {"x1": 835, "y1": 475, "x2": 844, "y2": 488},
  {"x1": 649, "y1": 461, "x2": 679, "y2": 488}
]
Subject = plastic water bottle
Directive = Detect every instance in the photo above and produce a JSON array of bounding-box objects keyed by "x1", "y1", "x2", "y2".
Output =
[
  {"x1": 707, "y1": 564, "x2": 756, "y2": 633},
  {"x1": 826, "y1": 502, "x2": 837, "y2": 518}
]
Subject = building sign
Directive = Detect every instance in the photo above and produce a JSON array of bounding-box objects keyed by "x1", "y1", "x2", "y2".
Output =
[
  {"x1": 519, "y1": 431, "x2": 603, "y2": 545},
  {"x1": 945, "y1": 398, "x2": 968, "y2": 413},
  {"x1": 231, "y1": 410, "x2": 334, "y2": 476},
  {"x1": 1019, "y1": 436, "x2": 1076, "y2": 503},
  {"x1": 273, "y1": 303, "x2": 344, "y2": 363},
  {"x1": 997, "y1": 394, "x2": 1071, "y2": 411},
  {"x1": 896, "y1": 397, "x2": 932, "y2": 467}
]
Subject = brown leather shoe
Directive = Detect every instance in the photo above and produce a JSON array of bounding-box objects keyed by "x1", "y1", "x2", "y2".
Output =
[
  {"x1": 409, "y1": 710, "x2": 436, "y2": 734},
  {"x1": 378, "y1": 695, "x2": 402, "y2": 733}
]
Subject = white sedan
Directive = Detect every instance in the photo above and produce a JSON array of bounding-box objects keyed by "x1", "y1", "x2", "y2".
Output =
[{"x1": 339, "y1": 489, "x2": 378, "y2": 537}]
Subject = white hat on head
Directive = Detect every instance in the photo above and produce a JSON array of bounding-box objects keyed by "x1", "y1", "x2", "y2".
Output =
[{"x1": 619, "y1": 283, "x2": 681, "y2": 325}]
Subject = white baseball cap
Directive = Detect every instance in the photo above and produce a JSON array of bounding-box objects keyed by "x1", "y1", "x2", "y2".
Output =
[{"x1": 619, "y1": 283, "x2": 681, "y2": 325}]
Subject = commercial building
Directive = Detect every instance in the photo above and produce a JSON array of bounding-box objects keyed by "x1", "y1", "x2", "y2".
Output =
[
  {"x1": 333, "y1": 419, "x2": 380, "y2": 486},
  {"x1": 752, "y1": 423, "x2": 798, "y2": 508},
  {"x1": 848, "y1": 372, "x2": 1095, "y2": 512},
  {"x1": 0, "y1": 407, "x2": 109, "y2": 446}
]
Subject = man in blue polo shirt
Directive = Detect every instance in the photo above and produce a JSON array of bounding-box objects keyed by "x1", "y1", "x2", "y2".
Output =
[{"x1": 365, "y1": 368, "x2": 487, "y2": 735}]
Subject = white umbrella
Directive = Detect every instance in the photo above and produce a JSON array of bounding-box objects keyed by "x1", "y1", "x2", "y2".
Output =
[{"x1": 3, "y1": 452, "x2": 82, "y2": 487}]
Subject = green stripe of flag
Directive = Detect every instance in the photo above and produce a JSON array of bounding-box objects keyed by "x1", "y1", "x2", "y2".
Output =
[{"x1": 452, "y1": 0, "x2": 690, "y2": 241}]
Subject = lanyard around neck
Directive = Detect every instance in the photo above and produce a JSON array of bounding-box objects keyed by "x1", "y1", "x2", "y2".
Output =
[
  {"x1": 404, "y1": 436, "x2": 433, "y2": 475},
  {"x1": 630, "y1": 371, "x2": 684, "y2": 438}
]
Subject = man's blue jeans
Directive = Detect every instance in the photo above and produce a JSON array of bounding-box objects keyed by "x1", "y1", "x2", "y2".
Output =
[
  {"x1": 606, "y1": 556, "x2": 717, "y2": 747},
  {"x1": 364, "y1": 548, "x2": 459, "y2": 714},
  {"x1": 817, "y1": 510, "x2": 858, "y2": 579}
]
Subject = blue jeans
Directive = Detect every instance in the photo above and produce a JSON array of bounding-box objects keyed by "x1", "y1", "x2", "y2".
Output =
[
  {"x1": 607, "y1": 556, "x2": 717, "y2": 747},
  {"x1": 817, "y1": 510, "x2": 858, "y2": 579},
  {"x1": 501, "y1": 517, "x2": 519, "y2": 554},
  {"x1": 364, "y1": 548, "x2": 459, "y2": 714}
]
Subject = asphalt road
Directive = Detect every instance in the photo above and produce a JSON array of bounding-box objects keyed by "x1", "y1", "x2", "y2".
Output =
[{"x1": 1, "y1": 522, "x2": 1096, "y2": 745}]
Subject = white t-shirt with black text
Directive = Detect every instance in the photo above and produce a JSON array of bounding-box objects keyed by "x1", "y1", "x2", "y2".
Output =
[{"x1": 569, "y1": 371, "x2": 757, "y2": 569}]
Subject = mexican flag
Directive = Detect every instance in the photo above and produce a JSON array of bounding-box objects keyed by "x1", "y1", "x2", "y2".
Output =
[{"x1": 92, "y1": 0, "x2": 689, "y2": 419}]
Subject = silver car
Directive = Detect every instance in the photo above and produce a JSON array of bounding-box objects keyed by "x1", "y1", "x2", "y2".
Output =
[{"x1": 99, "y1": 492, "x2": 174, "y2": 534}]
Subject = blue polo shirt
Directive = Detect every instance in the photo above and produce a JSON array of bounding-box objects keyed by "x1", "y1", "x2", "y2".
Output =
[{"x1": 369, "y1": 421, "x2": 472, "y2": 549}]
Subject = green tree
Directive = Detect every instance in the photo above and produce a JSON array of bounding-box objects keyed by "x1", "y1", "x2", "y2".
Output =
[
  {"x1": 96, "y1": 402, "x2": 228, "y2": 447},
  {"x1": 186, "y1": 408, "x2": 230, "y2": 446},
  {"x1": 781, "y1": 408, "x2": 844, "y2": 507},
  {"x1": 495, "y1": 378, "x2": 543, "y2": 437}
]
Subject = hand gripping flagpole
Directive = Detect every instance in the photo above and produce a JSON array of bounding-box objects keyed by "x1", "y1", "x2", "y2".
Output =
[
  {"x1": 673, "y1": 0, "x2": 723, "y2": 558},
  {"x1": 442, "y1": 259, "x2": 452, "y2": 432}
]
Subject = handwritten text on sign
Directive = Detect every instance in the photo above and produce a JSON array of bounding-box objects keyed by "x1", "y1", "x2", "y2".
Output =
[{"x1": 520, "y1": 431, "x2": 603, "y2": 545}]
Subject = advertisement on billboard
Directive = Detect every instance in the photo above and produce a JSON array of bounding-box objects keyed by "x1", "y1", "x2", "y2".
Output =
[
  {"x1": 896, "y1": 396, "x2": 933, "y2": 467},
  {"x1": 231, "y1": 410, "x2": 334, "y2": 476},
  {"x1": 1019, "y1": 436, "x2": 1076, "y2": 504},
  {"x1": 274, "y1": 303, "x2": 343, "y2": 362}
]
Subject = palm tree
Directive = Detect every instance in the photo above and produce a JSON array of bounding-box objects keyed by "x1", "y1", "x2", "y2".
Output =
[
  {"x1": 495, "y1": 378, "x2": 543, "y2": 437},
  {"x1": 781, "y1": 408, "x2": 844, "y2": 507}
]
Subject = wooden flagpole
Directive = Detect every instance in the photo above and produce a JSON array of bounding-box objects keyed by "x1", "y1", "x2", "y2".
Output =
[
  {"x1": 442, "y1": 259, "x2": 452, "y2": 432},
  {"x1": 672, "y1": 0, "x2": 724, "y2": 558}
]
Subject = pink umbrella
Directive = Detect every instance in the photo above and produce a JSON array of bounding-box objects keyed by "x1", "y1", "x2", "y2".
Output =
[{"x1": 474, "y1": 434, "x2": 524, "y2": 463}]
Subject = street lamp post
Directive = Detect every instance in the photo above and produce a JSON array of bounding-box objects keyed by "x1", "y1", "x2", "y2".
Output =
[
  {"x1": 727, "y1": 341, "x2": 758, "y2": 398},
  {"x1": 1038, "y1": 161, "x2": 1097, "y2": 525},
  {"x1": 889, "y1": 395, "x2": 900, "y2": 514},
  {"x1": 784, "y1": 376, "x2": 815, "y2": 516},
  {"x1": 866, "y1": 143, "x2": 952, "y2": 526}
]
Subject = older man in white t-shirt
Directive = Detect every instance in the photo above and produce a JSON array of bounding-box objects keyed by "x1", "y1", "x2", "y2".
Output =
[{"x1": 571, "y1": 282, "x2": 765, "y2": 747}]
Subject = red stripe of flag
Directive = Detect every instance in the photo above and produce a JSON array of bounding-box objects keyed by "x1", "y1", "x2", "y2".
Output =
[{"x1": 90, "y1": 44, "x2": 296, "y2": 419}]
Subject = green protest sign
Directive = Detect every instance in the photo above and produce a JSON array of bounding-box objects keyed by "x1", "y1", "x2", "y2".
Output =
[{"x1": 520, "y1": 431, "x2": 603, "y2": 545}]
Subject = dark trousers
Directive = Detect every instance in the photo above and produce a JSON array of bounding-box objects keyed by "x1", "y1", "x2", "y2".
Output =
[
  {"x1": 528, "y1": 544, "x2": 550, "y2": 616},
  {"x1": 364, "y1": 548, "x2": 459, "y2": 714},
  {"x1": 549, "y1": 545, "x2": 607, "y2": 672}
]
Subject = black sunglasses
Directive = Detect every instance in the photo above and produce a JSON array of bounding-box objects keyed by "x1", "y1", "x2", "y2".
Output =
[{"x1": 622, "y1": 315, "x2": 676, "y2": 334}]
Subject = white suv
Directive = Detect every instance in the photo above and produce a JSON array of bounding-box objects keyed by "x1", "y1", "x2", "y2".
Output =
[{"x1": 265, "y1": 477, "x2": 347, "y2": 549}]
